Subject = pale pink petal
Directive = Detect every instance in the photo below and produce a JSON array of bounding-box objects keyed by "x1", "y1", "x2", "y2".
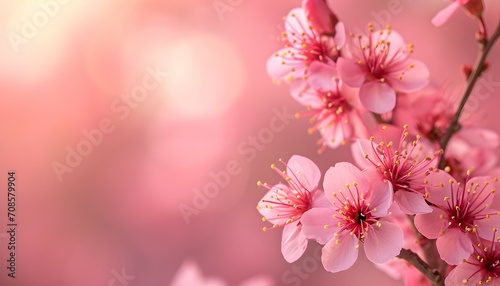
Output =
[
  {"x1": 387, "y1": 59, "x2": 429, "y2": 93},
  {"x1": 284, "y1": 8, "x2": 310, "y2": 38},
  {"x1": 239, "y1": 275, "x2": 275, "y2": 286},
  {"x1": 373, "y1": 30, "x2": 407, "y2": 61},
  {"x1": 364, "y1": 221, "x2": 403, "y2": 264},
  {"x1": 287, "y1": 155, "x2": 321, "y2": 191},
  {"x1": 323, "y1": 162, "x2": 367, "y2": 202},
  {"x1": 170, "y1": 260, "x2": 227, "y2": 286},
  {"x1": 424, "y1": 171, "x2": 454, "y2": 208},
  {"x1": 445, "y1": 261, "x2": 481, "y2": 286},
  {"x1": 266, "y1": 48, "x2": 302, "y2": 82},
  {"x1": 436, "y1": 227, "x2": 473, "y2": 265},
  {"x1": 301, "y1": 208, "x2": 337, "y2": 244},
  {"x1": 334, "y1": 22, "x2": 346, "y2": 47},
  {"x1": 414, "y1": 206, "x2": 448, "y2": 239},
  {"x1": 339, "y1": 81, "x2": 364, "y2": 110},
  {"x1": 475, "y1": 214, "x2": 500, "y2": 239},
  {"x1": 348, "y1": 110, "x2": 370, "y2": 140},
  {"x1": 337, "y1": 57, "x2": 365, "y2": 87},
  {"x1": 257, "y1": 184, "x2": 291, "y2": 225},
  {"x1": 281, "y1": 223, "x2": 308, "y2": 263},
  {"x1": 359, "y1": 81, "x2": 396, "y2": 114},
  {"x1": 351, "y1": 139, "x2": 376, "y2": 170},
  {"x1": 289, "y1": 82, "x2": 324, "y2": 109},
  {"x1": 394, "y1": 191, "x2": 432, "y2": 215},
  {"x1": 321, "y1": 233, "x2": 359, "y2": 273},
  {"x1": 306, "y1": 61, "x2": 338, "y2": 91},
  {"x1": 432, "y1": 1, "x2": 462, "y2": 27},
  {"x1": 367, "y1": 179, "x2": 393, "y2": 217}
]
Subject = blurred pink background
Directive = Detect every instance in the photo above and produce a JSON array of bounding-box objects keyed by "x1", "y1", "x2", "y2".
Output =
[{"x1": 1, "y1": 0, "x2": 500, "y2": 285}]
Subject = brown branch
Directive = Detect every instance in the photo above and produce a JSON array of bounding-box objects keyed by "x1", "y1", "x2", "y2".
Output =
[
  {"x1": 397, "y1": 248, "x2": 445, "y2": 286},
  {"x1": 438, "y1": 14, "x2": 500, "y2": 169}
]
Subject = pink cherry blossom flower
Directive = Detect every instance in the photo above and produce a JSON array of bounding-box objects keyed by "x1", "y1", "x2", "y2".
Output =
[
  {"x1": 337, "y1": 24, "x2": 429, "y2": 114},
  {"x1": 291, "y1": 61, "x2": 368, "y2": 152},
  {"x1": 170, "y1": 259, "x2": 274, "y2": 286},
  {"x1": 266, "y1": 7, "x2": 345, "y2": 84},
  {"x1": 257, "y1": 155, "x2": 329, "y2": 263},
  {"x1": 414, "y1": 170, "x2": 500, "y2": 265},
  {"x1": 302, "y1": 0, "x2": 339, "y2": 35},
  {"x1": 352, "y1": 124, "x2": 441, "y2": 215},
  {"x1": 432, "y1": 0, "x2": 484, "y2": 27},
  {"x1": 300, "y1": 162, "x2": 403, "y2": 273},
  {"x1": 445, "y1": 235, "x2": 500, "y2": 285}
]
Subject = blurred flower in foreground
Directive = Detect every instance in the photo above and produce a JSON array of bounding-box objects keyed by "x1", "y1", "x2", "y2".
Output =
[
  {"x1": 301, "y1": 162, "x2": 403, "y2": 273},
  {"x1": 257, "y1": 155, "x2": 329, "y2": 262},
  {"x1": 169, "y1": 259, "x2": 274, "y2": 286}
]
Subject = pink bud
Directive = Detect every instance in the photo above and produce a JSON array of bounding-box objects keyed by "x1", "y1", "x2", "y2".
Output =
[{"x1": 302, "y1": 0, "x2": 339, "y2": 35}]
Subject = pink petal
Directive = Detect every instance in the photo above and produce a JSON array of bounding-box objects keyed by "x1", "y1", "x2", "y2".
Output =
[
  {"x1": 351, "y1": 139, "x2": 376, "y2": 170},
  {"x1": 257, "y1": 184, "x2": 291, "y2": 225},
  {"x1": 467, "y1": 175, "x2": 497, "y2": 211},
  {"x1": 475, "y1": 214, "x2": 500, "y2": 240},
  {"x1": 170, "y1": 260, "x2": 227, "y2": 286},
  {"x1": 445, "y1": 260, "x2": 481, "y2": 286},
  {"x1": 359, "y1": 81, "x2": 396, "y2": 114},
  {"x1": 456, "y1": 127, "x2": 500, "y2": 149},
  {"x1": 284, "y1": 8, "x2": 310, "y2": 39},
  {"x1": 367, "y1": 179, "x2": 393, "y2": 217},
  {"x1": 436, "y1": 227, "x2": 473, "y2": 265},
  {"x1": 289, "y1": 81, "x2": 324, "y2": 109},
  {"x1": 321, "y1": 233, "x2": 359, "y2": 273},
  {"x1": 287, "y1": 155, "x2": 321, "y2": 191},
  {"x1": 373, "y1": 30, "x2": 407, "y2": 62},
  {"x1": 306, "y1": 61, "x2": 338, "y2": 91},
  {"x1": 266, "y1": 48, "x2": 303, "y2": 82},
  {"x1": 337, "y1": 57, "x2": 365, "y2": 87},
  {"x1": 311, "y1": 189, "x2": 332, "y2": 208},
  {"x1": 301, "y1": 208, "x2": 337, "y2": 244},
  {"x1": 387, "y1": 59, "x2": 429, "y2": 93},
  {"x1": 424, "y1": 170, "x2": 454, "y2": 208},
  {"x1": 239, "y1": 275, "x2": 275, "y2": 286},
  {"x1": 414, "y1": 206, "x2": 448, "y2": 239},
  {"x1": 431, "y1": 1, "x2": 462, "y2": 27},
  {"x1": 394, "y1": 191, "x2": 432, "y2": 215},
  {"x1": 302, "y1": 0, "x2": 338, "y2": 35},
  {"x1": 323, "y1": 162, "x2": 367, "y2": 202},
  {"x1": 281, "y1": 223, "x2": 308, "y2": 263},
  {"x1": 334, "y1": 22, "x2": 346, "y2": 47},
  {"x1": 364, "y1": 221, "x2": 403, "y2": 264}
]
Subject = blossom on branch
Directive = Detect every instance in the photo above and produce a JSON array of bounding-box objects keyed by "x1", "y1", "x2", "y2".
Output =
[
  {"x1": 301, "y1": 162, "x2": 403, "y2": 273},
  {"x1": 414, "y1": 170, "x2": 500, "y2": 265},
  {"x1": 292, "y1": 61, "x2": 368, "y2": 152},
  {"x1": 337, "y1": 24, "x2": 429, "y2": 114},
  {"x1": 256, "y1": 155, "x2": 329, "y2": 263}
]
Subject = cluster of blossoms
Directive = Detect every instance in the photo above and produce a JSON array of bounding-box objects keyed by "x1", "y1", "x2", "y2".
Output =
[{"x1": 258, "y1": 0, "x2": 500, "y2": 285}]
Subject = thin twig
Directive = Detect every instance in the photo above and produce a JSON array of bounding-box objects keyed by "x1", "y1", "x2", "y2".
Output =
[{"x1": 438, "y1": 15, "x2": 500, "y2": 169}]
